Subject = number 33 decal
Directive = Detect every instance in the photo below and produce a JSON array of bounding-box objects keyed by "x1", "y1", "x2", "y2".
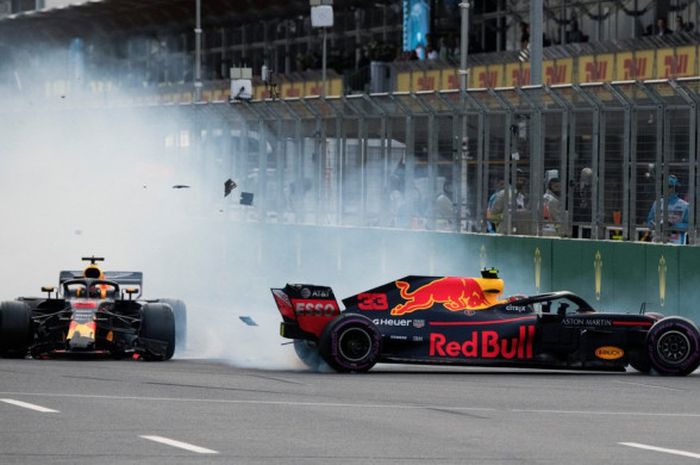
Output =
[{"x1": 357, "y1": 293, "x2": 388, "y2": 310}]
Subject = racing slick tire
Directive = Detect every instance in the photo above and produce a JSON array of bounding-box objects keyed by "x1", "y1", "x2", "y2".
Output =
[
  {"x1": 318, "y1": 313, "x2": 382, "y2": 373},
  {"x1": 138, "y1": 304, "x2": 176, "y2": 361},
  {"x1": 0, "y1": 301, "x2": 32, "y2": 358},
  {"x1": 646, "y1": 317, "x2": 700, "y2": 376},
  {"x1": 160, "y1": 299, "x2": 187, "y2": 353}
]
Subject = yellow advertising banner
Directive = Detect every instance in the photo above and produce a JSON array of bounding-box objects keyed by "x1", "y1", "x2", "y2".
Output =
[
  {"x1": 469, "y1": 66, "x2": 486, "y2": 89},
  {"x1": 578, "y1": 54, "x2": 614, "y2": 83},
  {"x1": 505, "y1": 62, "x2": 530, "y2": 87},
  {"x1": 473, "y1": 64, "x2": 504, "y2": 88},
  {"x1": 441, "y1": 68, "x2": 459, "y2": 91},
  {"x1": 544, "y1": 58, "x2": 572, "y2": 85},
  {"x1": 397, "y1": 72, "x2": 411, "y2": 92},
  {"x1": 253, "y1": 85, "x2": 268, "y2": 100},
  {"x1": 635, "y1": 50, "x2": 655, "y2": 80},
  {"x1": 657, "y1": 46, "x2": 697, "y2": 78},
  {"x1": 617, "y1": 50, "x2": 654, "y2": 80},
  {"x1": 304, "y1": 79, "x2": 343, "y2": 97},
  {"x1": 411, "y1": 70, "x2": 440, "y2": 92},
  {"x1": 280, "y1": 82, "x2": 304, "y2": 99},
  {"x1": 304, "y1": 80, "x2": 323, "y2": 96},
  {"x1": 328, "y1": 78, "x2": 343, "y2": 97},
  {"x1": 470, "y1": 65, "x2": 487, "y2": 88}
]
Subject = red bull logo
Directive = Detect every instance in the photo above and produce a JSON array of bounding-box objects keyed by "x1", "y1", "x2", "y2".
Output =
[
  {"x1": 429, "y1": 325, "x2": 535, "y2": 360},
  {"x1": 390, "y1": 277, "x2": 501, "y2": 316},
  {"x1": 67, "y1": 320, "x2": 96, "y2": 341}
]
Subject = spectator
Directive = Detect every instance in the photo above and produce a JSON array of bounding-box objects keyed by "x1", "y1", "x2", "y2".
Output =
[
  {"x1": 676, "y1": 15, "x2": 694, "y2": 33},
  {"x1": 646, "y1": 175, "x2": 689, "y2": 244},
  {"x1": 438, "y1": 36, "x2": 448, "y2": 61},
  {"x1": 655, "y1": 18, "x2": 673, "y2": 36},
  {"x1": 485, "y1": 178, "x2": 504, "y2": 233},
  {"x1": 566, "y1": 20, "x2": 588, "y2": 43},
  {"x1": 520, "y1": 22, "x2": 530, "y2": 49},
  {"x1": 434, "y1": 178, "x2": 454, "y2": 230},
  {"x1": 426, "y1": 45, "x2": 438, "y2": 60},
  {"x1": 543, "y1": 177, "x2": 563, "y2": 235},
  {"x1": 572, "y1": 167, "x2": 593, "y2": 237},
  {"x1": 486, "y1": 171, "x2": 527, "y2": 234}
]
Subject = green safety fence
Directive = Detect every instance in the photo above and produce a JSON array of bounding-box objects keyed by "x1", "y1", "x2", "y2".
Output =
[{"x1": 227, "y1": 222, "x2": 700, "y2": 322}]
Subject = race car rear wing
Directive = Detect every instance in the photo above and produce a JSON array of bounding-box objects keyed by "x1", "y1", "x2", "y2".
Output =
[{"x1": 59, "y1": 270, "x2": 144, "y2": 288}]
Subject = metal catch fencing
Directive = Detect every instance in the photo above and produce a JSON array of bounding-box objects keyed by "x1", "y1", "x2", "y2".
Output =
[{"x1": 170, "y1": 77, "x2": 700, "y2": 245}]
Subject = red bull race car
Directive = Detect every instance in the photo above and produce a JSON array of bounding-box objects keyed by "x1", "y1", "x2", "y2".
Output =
[
  {"x1": 0, "y1": 257, "x2": 187, "y2": 360},
  {"x1": 272, "y1": 269, "x2": 700, "y2": 376}
]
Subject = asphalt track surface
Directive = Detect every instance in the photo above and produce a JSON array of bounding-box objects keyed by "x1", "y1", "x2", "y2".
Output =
[{"x1": 1, "y1": 358, "x2": 699, "y2": 465}]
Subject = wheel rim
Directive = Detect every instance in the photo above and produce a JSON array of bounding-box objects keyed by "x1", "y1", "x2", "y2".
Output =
[
  {"x1": 656, "y1": 330, "x2": 691, "y2": 365},
  {"x1": 338, "y1": 327, "x2": 372, "y2": 362}
]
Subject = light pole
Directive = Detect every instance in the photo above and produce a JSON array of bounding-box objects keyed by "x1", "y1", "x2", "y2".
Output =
[
  {"x1": 530, "y1": 0, "x2": 543, "y2": 85},
  {"x1": 195, "y1": 0, "x2": 202, "y2": 101},
  {"x1": 459, "y1": 1, "x2": 470, "y2": 92},
  {"x1": 310, "y1": 0, "x2": 334, "y2": 97},
  {"x1": 459, "y1": 2, "x2": 470, "y2": 231}
]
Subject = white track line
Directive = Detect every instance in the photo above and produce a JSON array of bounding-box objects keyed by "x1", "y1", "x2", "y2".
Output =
[
  {"x1": 0, "y1": 398, "x2": 59, "y2": 413},
  {"x1": 140, "y1": 435, "x2": 218, "y2": 454},
  {"x1": 620, "y1": 442, "x2": 700, "y2": 459},
  {"x1": 1, "y1": 391, "x2": 700, "y2": 418}
]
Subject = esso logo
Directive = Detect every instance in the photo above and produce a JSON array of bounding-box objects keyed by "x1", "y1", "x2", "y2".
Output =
[{"x1": 295, "y1": 301, "x2": 336, "y2": 317}]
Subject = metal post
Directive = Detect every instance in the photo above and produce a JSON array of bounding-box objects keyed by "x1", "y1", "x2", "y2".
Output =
[
  {"x1": 194, "y1": 0, "x2": 202, "y2": 102},
  {"x1": 530, "y1": 0, "x2": 543, "y2": 85},
  {"x1": 322, "y1": 27, "x2": 327, "y2": 97},
  {"x1": 459, "y1": 1, "x2": 471, "y2": 231},
  {"x1": 459, "y1": 1, "x2": 470, "y2": 91}
]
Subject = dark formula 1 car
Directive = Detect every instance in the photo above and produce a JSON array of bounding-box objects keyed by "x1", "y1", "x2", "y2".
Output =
[
  {"x1": 0, "y1": 257, "x2": 187, "y2": 360},
  {"x1": 272, "y1": 269, "x2": 700, "y2": 376}
]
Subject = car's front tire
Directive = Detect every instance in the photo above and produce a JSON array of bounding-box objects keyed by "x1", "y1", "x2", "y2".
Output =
[
  {"x1": 318, "y1": 313, "x2": 381, "y2": 373},
  {"x1": 138, "y1": 303, "x2": 176, "y2": 361},
  {"x1": 646, "y1": 317, "x2": 700, "y2": 376},
  {"x1": 0, "y1": 301, "x2": 32, "y2": 358},
  {"x1": 160, "y1": 298, "x2": 187, "y2": 353}
]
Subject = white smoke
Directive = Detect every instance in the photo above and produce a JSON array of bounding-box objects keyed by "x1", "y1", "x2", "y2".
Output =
[{"x1": 0, "y1": 47, "x2": 538, "y2": 371}]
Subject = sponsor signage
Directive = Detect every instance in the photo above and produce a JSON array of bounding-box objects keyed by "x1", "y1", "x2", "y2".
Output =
[
  {"x1": 293, "y1": 299, "x2": 337, "y2": 317},
  {"x1": 595, "y1": 346, "x2": 624, "y2": 360},
  {"x1": 391, "y1": 277, "x2": 493, "y2": 316},
  {"x1": 562, "y1": 317, "x2": 612, "y2": 328},
  {"x1": 429, "y1": 325, "x2": 535, "y2": 360}
]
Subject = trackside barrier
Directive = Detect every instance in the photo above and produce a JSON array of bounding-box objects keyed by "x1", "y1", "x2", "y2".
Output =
[{"x1": 222, "y1": 222, "x2": 700, "y2": 322}]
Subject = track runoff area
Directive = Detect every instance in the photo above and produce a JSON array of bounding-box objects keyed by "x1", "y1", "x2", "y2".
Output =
[{"x1": 0, "y1": 358, "x2": 698, "y2": 464}]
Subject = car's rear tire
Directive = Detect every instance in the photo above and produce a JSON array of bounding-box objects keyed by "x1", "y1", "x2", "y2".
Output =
[
  {"x1": 138, "y1": 303, "x2": 175, "y2": 361},
  {"x1": 646, "y1": 317, "x2": 700, "y2": 376},
  {"x1": 160, "y1": 298, "x2": 187, "y2": 353},
  {"x1": 0, "y1": 301, "x2": 32, "y2": 358},
  {"x1": 318, "y1": 313, "x2": 381, "y2": 373}
]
